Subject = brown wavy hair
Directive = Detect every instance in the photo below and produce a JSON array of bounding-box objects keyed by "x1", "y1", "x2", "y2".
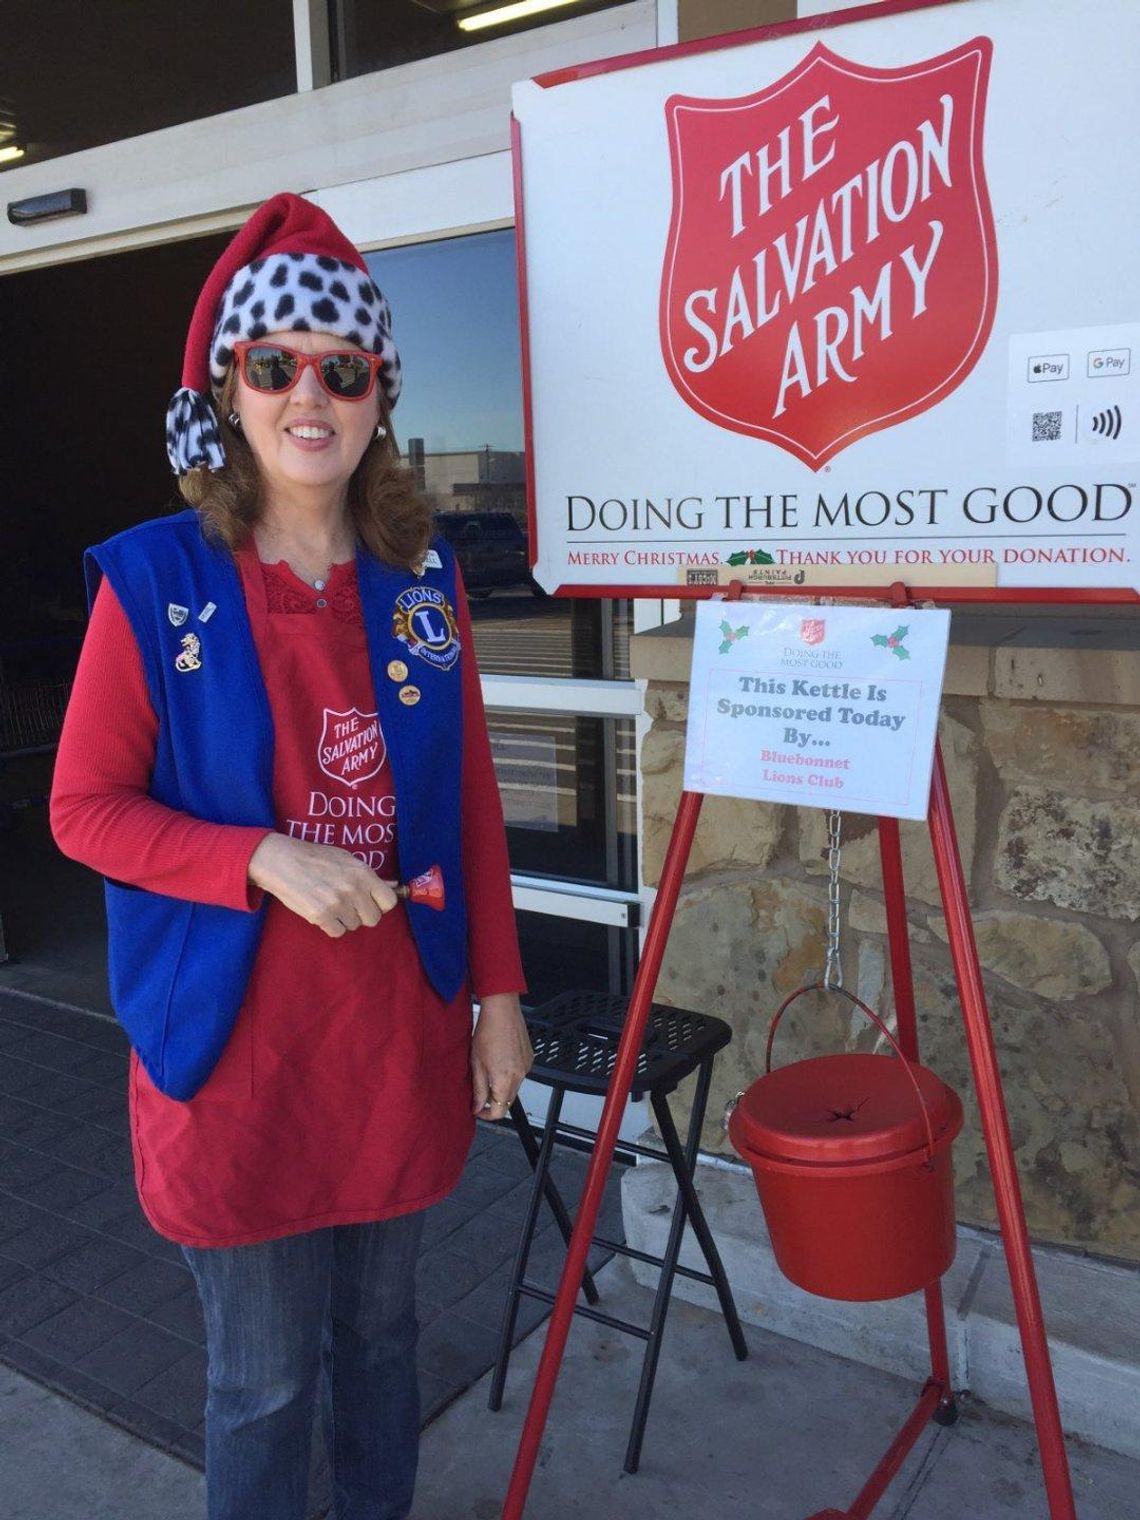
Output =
[{"x1": 176, "y1": 364, "x2": 434, "y2": 569}]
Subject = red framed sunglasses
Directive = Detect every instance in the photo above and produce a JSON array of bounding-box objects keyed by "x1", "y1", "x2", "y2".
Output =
[{"x1": 232, "y1": 340, "x2": 384, "y2": 401}]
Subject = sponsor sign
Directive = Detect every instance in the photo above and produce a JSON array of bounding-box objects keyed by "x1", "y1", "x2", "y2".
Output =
[
  {"x1": 683, "y1": 599, "x2": 950, "y2": 819},
  {"x1": 513, "y1": 0, "x2": 1140, "y2": 599}
]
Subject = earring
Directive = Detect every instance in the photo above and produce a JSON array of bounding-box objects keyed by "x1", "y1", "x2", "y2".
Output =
[
  {"x1": 227, "y1": 412, "x2": 242, "y2": 430},
  {"x1": 373, "y1": 424, "x2": 387, "y2": 440}
]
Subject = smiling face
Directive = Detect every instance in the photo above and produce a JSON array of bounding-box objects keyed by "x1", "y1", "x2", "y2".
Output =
[{"x1": 229, "y1": 329, "x2": 383, "y2": 503}]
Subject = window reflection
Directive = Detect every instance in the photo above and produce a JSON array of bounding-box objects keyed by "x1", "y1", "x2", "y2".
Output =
[
  {"x1": 332, "y1": 0, "x2": 631, "y2": 80},
  {"x1": 488, "y1": 712, "x2": 636, "y2": 891},
  {"x1": 0, "y1": 3, "x2": 295, "y2": 173},
  {"x1": 366, "y1": 229, "x2": 629, "y2": 680}
]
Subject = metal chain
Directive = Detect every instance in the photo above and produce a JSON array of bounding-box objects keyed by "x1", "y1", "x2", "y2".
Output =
[{"x1": 823, "y1": 808, "x2": 844, "y2": 990}]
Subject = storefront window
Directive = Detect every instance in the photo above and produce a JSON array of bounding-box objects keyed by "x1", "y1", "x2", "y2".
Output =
[
  {"x1": 367, "y1": 228, "x2": 638, "y2": 992},
  {"x1": 486, "y1": 711, "x2": 637, "y2": 890},
  {"x1": 366, "y1": 229, "x2": 631, "y2": 679},
  {"x1": 516, "y1": 911, "x2": 636, "y2": 1006},
  {"x1": 0, "y1": 2, "x2": 296, "y2": 173},
  {"x1": 331, "y1": 0, "x2": 632, "y2": 79}
]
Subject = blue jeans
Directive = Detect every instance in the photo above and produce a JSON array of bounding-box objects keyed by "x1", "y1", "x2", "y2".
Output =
[{"x1": 181, "y1": 1212, "x2": 425, "y2": 1520}]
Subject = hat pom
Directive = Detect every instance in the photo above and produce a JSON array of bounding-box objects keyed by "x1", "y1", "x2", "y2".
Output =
[{"x1": 165, "y1": 387, "x2": 226, "y2": 474}]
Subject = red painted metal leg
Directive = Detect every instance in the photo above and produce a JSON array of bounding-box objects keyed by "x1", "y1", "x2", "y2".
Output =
[
  {"x1": 845, "y1": 1379, "x2": 944, "y2": 1519},
  {"x1": 501, "y1": 789, "x2": 706, "y2": 1519},
  {"x1": 927, "y1": 745, "x2": 1077, "y2": 1518},
  {"x1": 878, "y1": 817, "x2": 955, "y2": 1412},
  {"x1": 800, "y1": 1377, "x2": 946, "y2": 1520}
]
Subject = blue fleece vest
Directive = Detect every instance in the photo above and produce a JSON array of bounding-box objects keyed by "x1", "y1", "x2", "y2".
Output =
[{"x1": 83, "y1": 508, "x2": 467, "y2": 1101}]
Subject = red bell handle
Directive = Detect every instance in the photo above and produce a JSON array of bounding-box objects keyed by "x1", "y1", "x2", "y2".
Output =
[
  {"x1": 393, "y1": 864, "x2": 444, "y2": 911},
  {"x1": 765, "y1": 982, "x2": 938, "y2": 1166}
]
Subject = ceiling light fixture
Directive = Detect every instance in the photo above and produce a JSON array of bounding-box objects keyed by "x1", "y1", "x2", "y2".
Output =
[
  {"x1": 458, "y1": 0, "x2": 583, "y2": 32},
  {"x1": 0, "y1": 144, "x2": 24, "y2": 165}
]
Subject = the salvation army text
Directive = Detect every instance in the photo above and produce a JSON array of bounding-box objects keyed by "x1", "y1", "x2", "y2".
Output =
[{"x1": 681, "y1": 91, "x2": 949, "y2": 416}]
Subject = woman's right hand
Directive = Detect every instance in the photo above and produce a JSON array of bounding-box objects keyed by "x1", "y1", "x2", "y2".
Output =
[{"x1": 247, "y1": 833, "x2": 398, "y2": 938}]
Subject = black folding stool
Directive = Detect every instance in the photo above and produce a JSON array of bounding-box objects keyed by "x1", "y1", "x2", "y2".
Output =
[{"x1": 488, "y1": 989, "x2": 748, "y2": 1474}]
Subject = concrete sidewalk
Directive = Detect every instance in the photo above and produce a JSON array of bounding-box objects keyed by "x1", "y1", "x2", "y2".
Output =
[
  {"x1": 0, "y1": 985, "x2": 617, "y2": 1515},
  {"x1": 4, "y1": 1258, "x2": 1136, "y2": 1520}
]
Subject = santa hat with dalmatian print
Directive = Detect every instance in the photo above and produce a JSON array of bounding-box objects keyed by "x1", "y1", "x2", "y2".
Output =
[{"x1": 165, "y1": 191, "x2": 401, "y2": 474}]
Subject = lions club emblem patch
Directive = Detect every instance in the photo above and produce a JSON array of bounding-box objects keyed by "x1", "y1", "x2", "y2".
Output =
[{"x1": 392, "y1": 586, "x2": 460, "y2": 671}]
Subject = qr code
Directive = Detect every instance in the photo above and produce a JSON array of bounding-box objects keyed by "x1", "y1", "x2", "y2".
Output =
[{"x1": 1032, "y1": 410, "x2": 1063, "y2": 442}]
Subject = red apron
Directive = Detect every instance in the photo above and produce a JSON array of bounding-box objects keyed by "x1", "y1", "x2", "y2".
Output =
[{"x1": 129, "y1": 544, "x2": 475, "y2": 1247}]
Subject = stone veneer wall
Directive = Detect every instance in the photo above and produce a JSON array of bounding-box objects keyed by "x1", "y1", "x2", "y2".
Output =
[{"x1": 637, "y1": 638, "x2": 1140, "y2": 1262}]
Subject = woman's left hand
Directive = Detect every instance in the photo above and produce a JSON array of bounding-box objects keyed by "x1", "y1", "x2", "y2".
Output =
[{"x1": 471, "y1": 994, "x2": 533, "y2": 1119}]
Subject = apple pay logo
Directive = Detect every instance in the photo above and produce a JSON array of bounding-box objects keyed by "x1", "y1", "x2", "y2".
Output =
[{"x1": 1027, "y1": 354, "x2": 1069, "y2": 382}]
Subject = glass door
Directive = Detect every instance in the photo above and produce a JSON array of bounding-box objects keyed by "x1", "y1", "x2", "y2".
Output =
[{"x1": 361, "y1": 214, "x2": 648, "y2": 1138}]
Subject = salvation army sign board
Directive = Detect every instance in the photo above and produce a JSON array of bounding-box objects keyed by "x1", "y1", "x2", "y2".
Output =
[
  {"x1": 512, "y1": 0, "x2": 1140, "y2": 600},
  {"x1": 683, "y1": 601, "x2": 950, "y2": 819}
]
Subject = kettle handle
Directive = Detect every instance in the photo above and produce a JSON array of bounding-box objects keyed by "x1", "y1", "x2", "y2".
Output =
[{"x1": 765, "y1": 983, "x2": 937, "y2": 1165}]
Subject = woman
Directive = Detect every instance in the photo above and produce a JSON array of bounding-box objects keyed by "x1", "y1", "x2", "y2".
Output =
[{"x1": 49, "y1": 192, "x2": 532, "y2": 1520}]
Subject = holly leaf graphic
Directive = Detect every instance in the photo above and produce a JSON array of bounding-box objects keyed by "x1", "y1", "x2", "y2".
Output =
[
  {"x1": 871, "y1": 634, "x2": 890, "y2": 648},
  {"x1": 716, "y1": 622, "x2": 749, "y2": 655},
  {"x1": 892, "y1": 625, "x2": 909, "y2": 643},
  {"x1": 892, "y1": 644, "x2": 912, "y2": 661},
  {"x1": 726, "y1": 549, "x2": 774, "y2": 566}
]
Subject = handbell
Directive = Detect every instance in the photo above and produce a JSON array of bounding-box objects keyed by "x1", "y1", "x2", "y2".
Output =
[{"x1": 395, "y1": 864, "x2": 445, "y2": 910}]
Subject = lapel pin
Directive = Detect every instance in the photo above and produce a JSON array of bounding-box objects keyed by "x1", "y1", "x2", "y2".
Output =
[{"x1": 174, "y1": 632, "x2": 202, "y2": 672}]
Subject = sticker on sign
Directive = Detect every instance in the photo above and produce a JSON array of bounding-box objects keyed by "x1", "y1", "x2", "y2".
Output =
[
  {"x1": 1028, "y1": 354, "x2": 1069, "y2": 382},
  {"x1": 1088, "y1": 349, "x2": 1131, "y2": 378}
]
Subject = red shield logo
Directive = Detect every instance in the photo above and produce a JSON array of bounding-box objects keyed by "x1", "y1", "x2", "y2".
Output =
[
  {"x1": 800, "y1": 618, "x2": 826, "y2": 646},
  {"x1": 318, "y1": 707, "x2": 385, "y2": 789},
  {"x1": 660, "y1": 39, "x2": 996, "y2": 468}
]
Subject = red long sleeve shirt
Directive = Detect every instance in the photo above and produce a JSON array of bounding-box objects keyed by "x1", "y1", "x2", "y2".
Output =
[{"x1": 50, "y1": 540, "x2": 525, "y2": 1246}]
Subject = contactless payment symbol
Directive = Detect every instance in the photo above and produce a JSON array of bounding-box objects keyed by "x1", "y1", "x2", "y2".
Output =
[{"x1": 392, "y1": 586, "x2": 460, "y2": 671}]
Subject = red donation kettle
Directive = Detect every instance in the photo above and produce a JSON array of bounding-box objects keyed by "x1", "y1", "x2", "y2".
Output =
[{"x1": 728, "y1": 985, "x2": 963, "y2": 1302}]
